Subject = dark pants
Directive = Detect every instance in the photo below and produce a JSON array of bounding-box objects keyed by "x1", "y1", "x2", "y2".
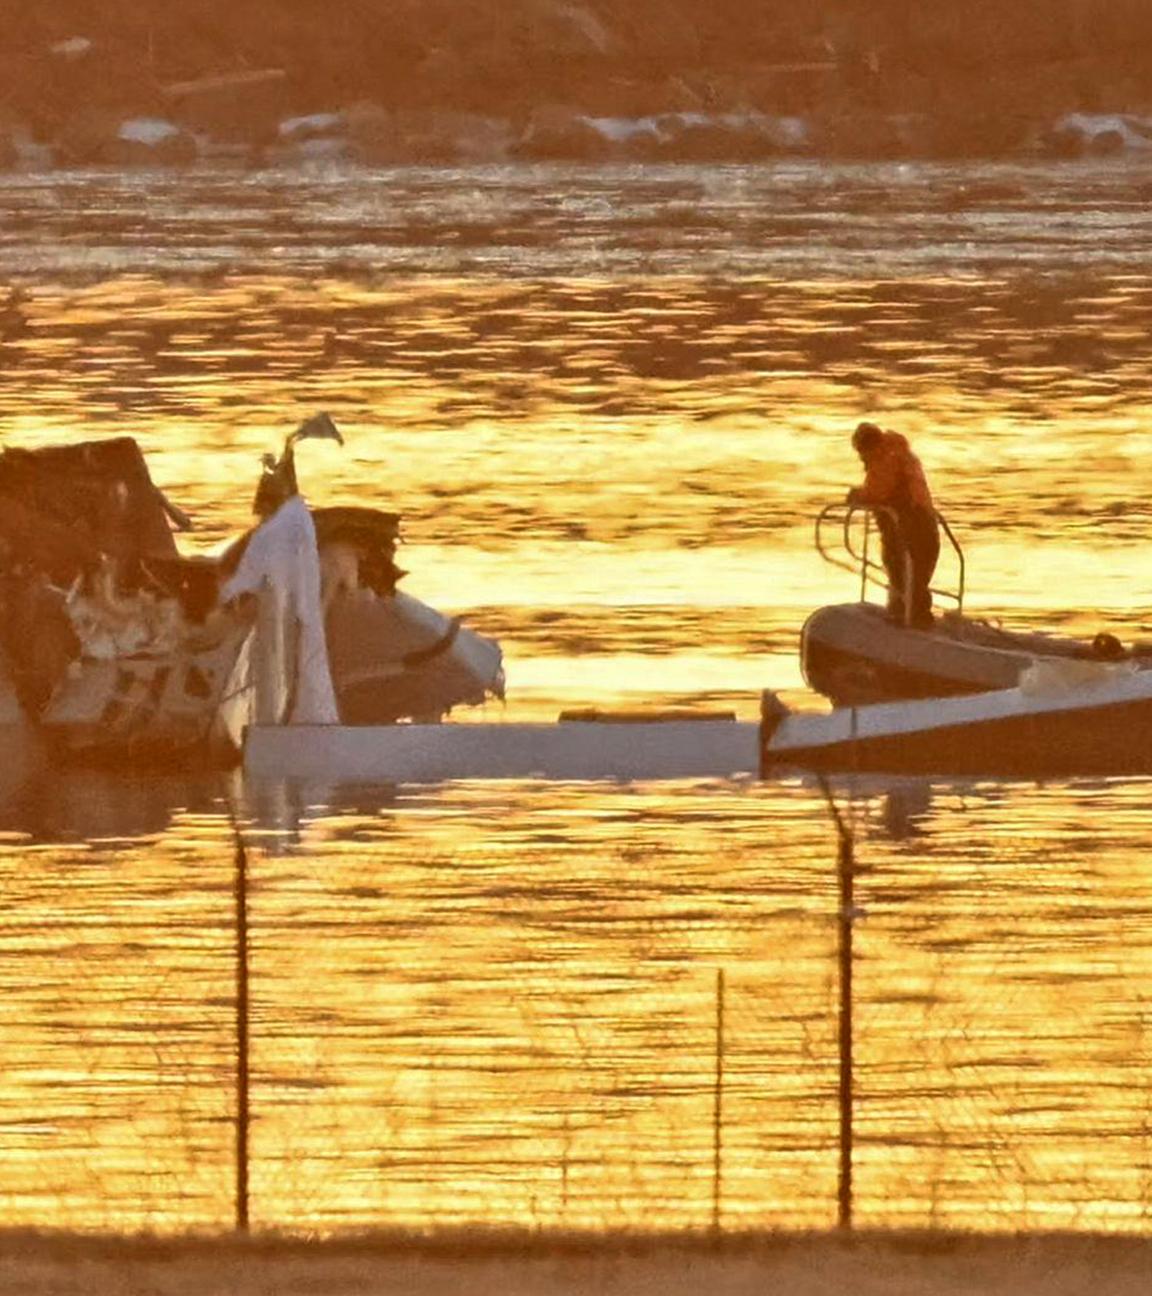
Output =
[{"x1": 876, "y1": 507, "x2": 940, "y2": 629}]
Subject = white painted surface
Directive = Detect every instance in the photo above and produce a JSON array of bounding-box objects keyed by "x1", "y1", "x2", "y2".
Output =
[
  {"x1": 770, "y1": 663, "x2": 1152, "y2": 754},
  {"x1": 244, "y1": 720, "x2": 762, "y2": 783},
  {"x1": 220, "y1": 496, "x2": 339, "y2": 725}
]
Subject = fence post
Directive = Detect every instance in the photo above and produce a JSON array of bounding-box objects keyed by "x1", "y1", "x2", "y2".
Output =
[
  {"x1": 711, "y1": 966, "x2": 726, "y2": 1237},
  {"x1": 233, "y1": 823, "x2": 251, "y2": 1232},
  {"x1": 817, "y1": 774, "x2": 856, "y2": 1233},
  {"x1": 836, "y1": 819, "x2": 855, "y2": 1232}
]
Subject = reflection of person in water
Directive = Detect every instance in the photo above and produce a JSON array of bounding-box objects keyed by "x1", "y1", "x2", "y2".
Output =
[{"x1": 847, "y1": 422, "x2": 940, "y2": 630}]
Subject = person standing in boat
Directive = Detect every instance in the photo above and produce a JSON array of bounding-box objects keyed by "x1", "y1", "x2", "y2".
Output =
[{"x1": 846, "y1": 421, "x2": 940, "y2": 630}]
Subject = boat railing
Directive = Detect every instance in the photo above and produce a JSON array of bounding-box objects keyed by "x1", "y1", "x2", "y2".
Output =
[{"x1": 814, "y1": 502, "x2": 966, "y2": 619}]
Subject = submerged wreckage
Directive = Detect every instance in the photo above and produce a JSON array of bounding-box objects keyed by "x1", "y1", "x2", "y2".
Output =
[
  {"x1": 12, "y1": 424, "x2": 1151, "y2": 785},
  {"x1": 0, "y1": 416, "x2": 504, "y2": 765}
]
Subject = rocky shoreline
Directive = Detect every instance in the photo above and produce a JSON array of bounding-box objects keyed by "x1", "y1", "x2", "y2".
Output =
[
  {"x1": 3, "y1": 2, "x2": 1152, "y2": 169},
  {"x1": 4, "y1": 104, "x2": 1151, "y2": 172}
]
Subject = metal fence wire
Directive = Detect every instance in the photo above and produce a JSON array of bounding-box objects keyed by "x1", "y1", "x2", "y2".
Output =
[{"x1": 0, "y1": 811, "x2": 1151, "y2": 1236}]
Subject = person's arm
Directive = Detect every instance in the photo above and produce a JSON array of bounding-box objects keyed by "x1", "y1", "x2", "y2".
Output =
[{"x1": 849, "y1": 452, "x2": 900, "y2": 506}]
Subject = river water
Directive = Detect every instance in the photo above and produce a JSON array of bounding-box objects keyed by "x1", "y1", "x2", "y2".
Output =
[{"x1": 2, "y1": 159, "x2": 1152, "y2": 1235}]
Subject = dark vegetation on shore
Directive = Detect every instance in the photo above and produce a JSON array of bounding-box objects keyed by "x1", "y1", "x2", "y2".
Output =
[{"x1": 3, "y1": 2, "x2": 1152, "y2": 164}]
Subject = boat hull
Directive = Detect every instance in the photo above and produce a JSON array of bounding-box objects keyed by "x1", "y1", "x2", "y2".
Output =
[
  {"x1": 764, "y1": 666, "x2": 1152, "y2": 776},
  {"x1": 800, "y1": 602, "x2": 1127, "y2": 706}
]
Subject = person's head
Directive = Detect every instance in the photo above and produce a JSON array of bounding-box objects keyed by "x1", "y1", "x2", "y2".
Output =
[{"x1": 852, "y1": 421, "x2": 884, "y2": 461}]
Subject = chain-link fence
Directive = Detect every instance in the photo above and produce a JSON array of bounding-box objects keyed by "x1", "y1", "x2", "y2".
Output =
[{"x1": 1, "y1": 813, "x2": 1151, "y2": 1235}]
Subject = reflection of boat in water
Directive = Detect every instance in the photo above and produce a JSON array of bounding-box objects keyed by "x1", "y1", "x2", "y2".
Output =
[
  {"x1": 801, "y1": 503, "x2": 1151, "y2": 706},
  {"x1": 0, "y1": 417, "x2": 504, "y2": 766},
  {"x1": 0, "y1": 761, "x2": 234, "y2": 844}
]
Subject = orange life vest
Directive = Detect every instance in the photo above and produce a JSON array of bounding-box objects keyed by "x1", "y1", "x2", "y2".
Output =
[{"x1": 854, "y1": 431, "x2": 934, "y2": 514}]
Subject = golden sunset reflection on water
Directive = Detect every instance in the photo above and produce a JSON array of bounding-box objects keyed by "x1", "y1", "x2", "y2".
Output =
[
  {"x1": 3, "y1": 163, "x2": 1152, "y2": 1233},
  {"x1": 8, "y1": 269, "x2": 1152, "y2": 715},
  {"x1": 2, "y1": 774, "x2": 1152, "y2": 1233}
]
